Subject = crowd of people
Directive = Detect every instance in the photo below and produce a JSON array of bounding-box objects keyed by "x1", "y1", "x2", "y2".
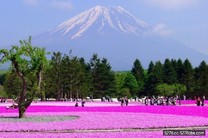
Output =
[
  {"x1": 2, "y1": 95, "x2": 206, "y2": 109},
  {"x1": 142, "y1": 96, "x2": 177, "y2": 106},
  {"x1": 119, "y1": 97, "x2": 129, "y2": 106},
  {"x1": 195, "y1": 96, "x2": 205, "y2": 106},
  {"x1": 73, "y1": 95, "x2": 206, "y2": 107},
  {"x1": 141, "y1": 95, "x2": 206, "y2": 106},
  {"x1": 74, "y1": 100, "x2": 85, "y2": 107}
]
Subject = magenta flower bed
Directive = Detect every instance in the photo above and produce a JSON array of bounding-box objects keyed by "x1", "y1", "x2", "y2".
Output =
[
  {"x1": 0, "y1": 132, "x2": 169, "y2": 138},
  {"x1": 1, "y1": 131, "x2": 206, "y2": 138},
  {"x1": 1, "y1": 104, "x2": 208, "y2": 117},
  {"x1": 0, "y1": 102, "x2": 208, "y2": 138},
  {"x1": 180, "y1": 100, "x2": 204, "y2": 105},
  {"x1": 0, "y1": 112, "x2": 208, "y2": 131},
  {"x1": 2, "y1": 131, "x2": 205, "y2": 138}
]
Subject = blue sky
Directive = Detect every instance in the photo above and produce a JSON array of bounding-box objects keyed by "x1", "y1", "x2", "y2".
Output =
[{"x1": 0, "y1": 0, "x2": 208, "y2": 54}]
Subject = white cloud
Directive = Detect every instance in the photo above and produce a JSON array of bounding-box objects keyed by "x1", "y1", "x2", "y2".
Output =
[
  {"x1": 22, "y1": 0, "x2": 39, "y2": 6},
  {"x1": 144, "y1": 0, "x2": 200, "y2": 10},
  {"x1": 153, "y1": 23, "x2": 172, "y2": 36},
  {"x1": 22, "y1": 0, "x2": 73, "y2": 10},
  {"x1": 146, "y1": 23, "x2": 172, "y2": 36},
  {"x1": 51, "y1": 0, "x2": 72, "y2": 10}
]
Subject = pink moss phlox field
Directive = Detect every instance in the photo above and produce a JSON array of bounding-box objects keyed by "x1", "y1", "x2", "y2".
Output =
[
  {"x1": 0, "y1": 131, "x2": 171, "y2": 138},
  {"x1": 0, "y1": 112, "x2": 208, "y2": 132},
  {"x1": 0, "y1": 101, "x2": 208, "y2": 138},
  {"x1": 0, "y1": 130, "x2": 207, "y2": 138},
  {"x1": 1, "y1": 102, "x2": 208, "y2": 117}
]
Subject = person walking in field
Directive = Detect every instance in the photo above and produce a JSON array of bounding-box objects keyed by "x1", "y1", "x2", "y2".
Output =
[
  {"x1": 121, "y1": 98, "x2": 124, "y2": 106},
  {"x1": 201, "y1": 96, "x2": 205, "y2": 106},
  {"x1": 81, "y1": 100, "x2": 85, "y2": 107},
  {"x1": 145, "y1": 97, "x2": 149, "y2": 106},
  {"x1": 196, "y1": 97, "x2": 201, "y2": 106},
  {"x1": 75, "y1": 102, "x2": 78, "y2": 107},
  {"x1": 125, "y1": 97, "x2": 128, "y2": 106}
]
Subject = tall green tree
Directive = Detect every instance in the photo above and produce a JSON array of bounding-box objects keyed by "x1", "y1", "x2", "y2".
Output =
[
  {"x1": 0, "y1": 37, "x2": 48, "y2": 118},
  {"x1": 145, "y1": 61, "x2": 164, "y2": 96},
  {"x1": 181, "y1": 59, "x2": 194, "y2": 98},
  {"x1": 176, "y1": 59, "x2": 184, "y2": 84},
  {"x1": 147, "y1": 61, "x2": 154, "y2": 75},
  {"x1": 155, "y1": 83, "x2": 174, "y2": 96},
  {"x1": 3, "y1": 71, "x2": 22, "y2": 98},
  {"x1": 45, "y1": 52, "x2": 63, "y2": 100},
  {"x1": 131, "y1": 59, "x2": 145, "y2": 96},
  {"x1": 174, "y1": 84, "x2": 187, "y2": 98},
  {"x1": 156, "y1": 83, "x2": 186, "y2": 97},
  {"x1": 194, "y1": 61, "x2": 208, "y2": 97},
  {"x1": 171, "y1": 59, "x2": 178, "y2": 71},
  {"x1": 115, "y1": 72, "x2": 128, "y2": 97},
  {"x1": 44, "y1": 52, "x2": 92, "y2": 100},
  {"x1": 61, "y1": 55, "x2": 92, "y2": 100},
  {"x1": 123, "y1": 72, "x2": 138, "y2": 97},
  {"x1": 78, "y1": 58, "x2": 93, "y2": 98},
  {"x1": 59, "y1": 54, "x2": 71, "y2": 99},
  {"x1": 90, "y1": 54, "x2": 115, "y2": 98},
  {"x1": 163, "y1": 59, "x2": 178, "y2": 84}
]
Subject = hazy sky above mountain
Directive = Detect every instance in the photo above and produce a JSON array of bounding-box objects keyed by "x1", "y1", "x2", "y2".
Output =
[{"x1": 1, "y1": 0, "x2": 208, "y2": 54}]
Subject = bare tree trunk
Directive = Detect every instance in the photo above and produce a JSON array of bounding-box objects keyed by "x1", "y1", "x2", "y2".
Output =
[
  {"x1": 18, "y1": 80, "x2": 27, "y2": 118},
  {"x1": 70, "y1": 90, "x2": 72, "y2": 101},
  {"x1": 67, "y1": 91, "x2": 69, "y2": 100},
  {"x1": 38, "y1": 71, "x2": 45, "y2": 101},
  {"x1": 76, "y1": 91, "x2": 79, "y2": 99},
  {"x1": 19, "y1": 104, "x2": 26, "y2": 118},
  {"x1": 41, "y1": 91, "x2": 45, "y2": 101}
]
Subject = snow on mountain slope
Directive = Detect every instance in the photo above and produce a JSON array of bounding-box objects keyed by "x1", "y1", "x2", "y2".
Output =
[
  {"x1": 34, "y1": 5, "x2": 208, "y2": 70},
  {"x1": 49, "y1": 5, "x2": 151, "y2": 39}
]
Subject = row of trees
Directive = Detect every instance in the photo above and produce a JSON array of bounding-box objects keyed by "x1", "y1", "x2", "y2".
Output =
[
  {"x1": 144, "y1": 59, "x2": 208, "y2": 98},
  {"x1": 1, "y1": 51, "x2": 116, "y2": 101},
  {"x1": 1, "y1": 37, "x2": 208, "y2": 117},
  {"x1": 2, "y1": 52, "x2": 208, "y2": 100},
  {"x1": 42, "y1": 52, "x2": 115, "y2": 100}
]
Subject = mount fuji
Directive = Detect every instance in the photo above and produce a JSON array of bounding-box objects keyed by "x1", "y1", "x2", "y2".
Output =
[{"x1": 34, "y1": 5, "x2": 208, "y2": 70}]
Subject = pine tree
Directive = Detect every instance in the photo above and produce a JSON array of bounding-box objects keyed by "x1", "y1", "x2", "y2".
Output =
[
  {"x1": 63, "y1": 55, "x2": 92, "y2": 100},
  {"x1": 115, "y1": 72, "x2": 128, "y2": 97},
  {"x1": 131, "y1": 59, "x2": 145, "y2": 96},
  {"x1": 90, "y1": 54, "x2": 115, "y2": 98},
  {"x1": 45, "y1": 52, "x2": 63, "y2": 100},
  {"x1": 145, "y1": 61, "x2": 164, "y2": 96},
  {"x1": 3, "y1": 71, "x2": 22, "y2": 98},
  {"x1": 163, "y1": 59, "x2": 178, "y2": 84},
  {"x1": 181, "y1": 59, "x2": 194, "y2": 98},
  {"x1": 147, "y1": 61, "x2": 154, "y2": 75},
  {"x1": 78, "y1": 58, "x2": 93, "y2": 99},
  {"x1": 194, "y1": 61, "x2": 208, "y2": 97},
  {"x1": 123, "y1": 72, "x2": 139, "y2": 97},
  {"x1": 176, "y1": 59, "x2": 184, "y2": 84}
]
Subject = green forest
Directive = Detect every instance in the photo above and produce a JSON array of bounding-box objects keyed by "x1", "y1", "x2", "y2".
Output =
[{"x1": 1, "y1": 38, "x2": 208, "y2": 101}]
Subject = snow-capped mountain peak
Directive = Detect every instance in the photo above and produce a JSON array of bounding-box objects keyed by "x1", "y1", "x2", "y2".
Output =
[
  {"x1": 49, "y1": 5, "x2": 152, "y2": 39},
  {"x1": 34, "y1": 5, "x2": 208, "y2": 71}
]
